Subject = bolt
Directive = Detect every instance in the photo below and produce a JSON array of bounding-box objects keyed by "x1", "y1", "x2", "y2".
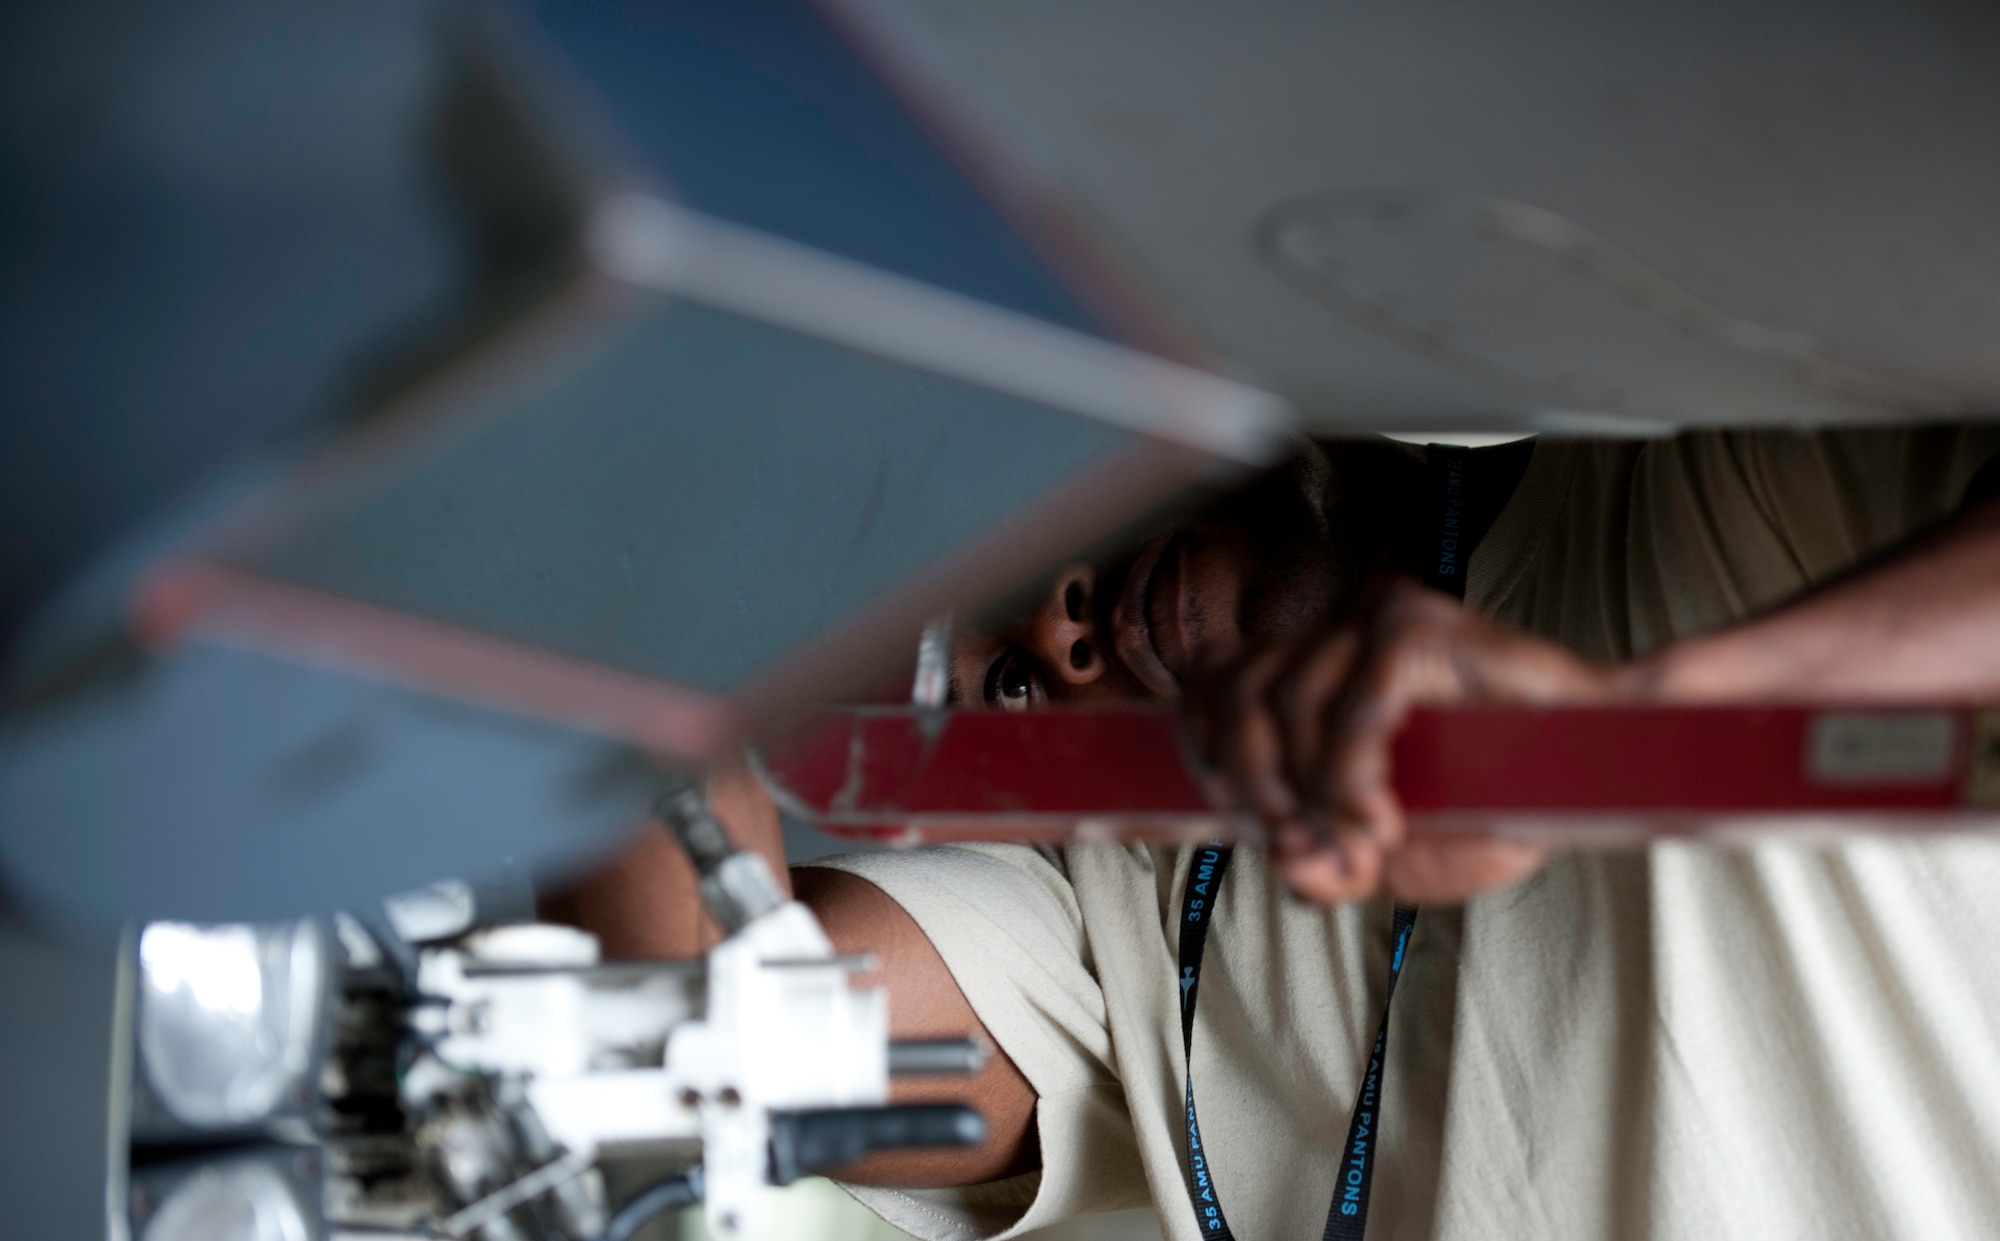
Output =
[
  {"x1": 457, "y1": 1000, "x2": 492, "y2": 1035},
  {"x1": 718, "y1": 1086, "x2": 742, "y2": 1108},
  {"x1": 678, "y1": 1088, "x2": 702, "y2": 1109}
]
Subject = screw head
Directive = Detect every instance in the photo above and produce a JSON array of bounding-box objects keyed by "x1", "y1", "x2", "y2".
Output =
[{"x1": 717, "y1": 1086, "x2": 742, "y2": 1108}]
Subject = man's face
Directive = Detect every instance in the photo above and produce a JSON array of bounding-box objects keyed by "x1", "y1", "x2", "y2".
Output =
[{"x1": 947, "y1": 446, "x2": 1347, "y2": 708}]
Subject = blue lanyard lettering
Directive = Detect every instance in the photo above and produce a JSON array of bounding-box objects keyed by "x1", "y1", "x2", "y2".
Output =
[{"x1": 1175, "y1": 849, "x2": 1417, "y2": 1241}]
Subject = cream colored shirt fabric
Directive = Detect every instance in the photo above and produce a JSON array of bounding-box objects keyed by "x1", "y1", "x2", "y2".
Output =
[{"x1": 806, "y1": 426, "x2": 2000, "y2": 1241}]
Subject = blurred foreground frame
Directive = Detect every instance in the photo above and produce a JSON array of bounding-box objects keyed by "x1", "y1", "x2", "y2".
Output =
[{"x1": 0, "y1": 0, "x2": 1288, "y2": 936}]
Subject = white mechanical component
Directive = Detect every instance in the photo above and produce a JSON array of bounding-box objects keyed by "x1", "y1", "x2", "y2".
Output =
[
  {"x1": 383, "y1": 879, "x2": 479, "y2": 944},
  {"x1": 407, "y1": 879, "x2": 889, "y2": 1238},
  {"x1": 664, "y1": 901, "x2": 888, "y2": 1238},
  {"x1": 141, "y1": 1159, "x2": 313, "y2": 1241},
  {"x1": 136, "y1": 920, "x2": 328, "y2": 1130}
]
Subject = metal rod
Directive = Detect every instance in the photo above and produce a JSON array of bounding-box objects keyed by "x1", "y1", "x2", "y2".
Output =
[
  {"x1": 888, "y1": 1037, "x2": 992, "y2": 1077},
  {"x1": 439, "y1": 1148, "x2": 594, "y2": 1237}
]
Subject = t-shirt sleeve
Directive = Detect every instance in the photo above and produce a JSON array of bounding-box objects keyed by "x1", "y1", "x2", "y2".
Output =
[
  {"x1": 797, "y1": 844, "x2": 1149, "y2": 1241},
  {"x1": 1732, "y1": 423, "x2": 2000, "y2": 565},
  {"x1": 1621, "y1": 423, "x2": 2000, "y2": 649},
  {"x1": 1951, "y1": 434, "x2": 2000, "y2": 512}
]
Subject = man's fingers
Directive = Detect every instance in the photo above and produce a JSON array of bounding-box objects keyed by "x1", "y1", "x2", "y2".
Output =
[
  {"x1": 1315, "y1": 621, "x2": 1448, "y2": 852},
  {"x1": 1186, "y1": 578, "x2": 1608, "y2": 908},
  {"x1": 1275, "y1": 629, "x2": 1361, "y2": 811},
  {"x1": 1191, "y1": 641, "x2": 1305, "y2": 829},
  {"x1": 1183, "y1": 643, "x2": 1252, "y2": 797},
  {"x1": 1381, "y1": 837, "x2": 1548, "y2": 904},
  {"x1": 1185, "y1": 631, "x2": 1394, "y2": 903},
  {"x1": 1185, "y1": 577, "x2": 1613, "y2": 907},
  {"x1": 1231, "y1": 644, "x2": 1307, "y2": 828},
  {"x1": 1273, "y1": 826, "x2": 1384, "y2": 904}
]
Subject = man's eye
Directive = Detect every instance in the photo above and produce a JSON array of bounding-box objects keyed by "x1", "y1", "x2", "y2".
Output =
[{"x1": 984, "y1": 651, "x2": 1040, "y2": 711}]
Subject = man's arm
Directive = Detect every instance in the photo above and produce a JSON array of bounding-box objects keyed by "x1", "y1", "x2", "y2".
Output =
[
  {"x1": 537, "y1": 766, "x2": 1039, "y2": 1187},
  {"x1": 1187, "y1": 493, "x2": 2000, "y2": 905},
  {"x1": 1643, "y1": 491, "x2": 2000, "y2": 702},
  {"x1": 789, "y1": 867, "x2": 1040, "y2": 1187}
]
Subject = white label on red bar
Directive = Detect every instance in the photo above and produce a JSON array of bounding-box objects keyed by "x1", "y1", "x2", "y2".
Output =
[
  {"x1": 1967, "y1": 713, "x2": 2000, "y2": 805},
  {"x1": 1807, "y1": 711, "x2": 1957, "y2": 784}
]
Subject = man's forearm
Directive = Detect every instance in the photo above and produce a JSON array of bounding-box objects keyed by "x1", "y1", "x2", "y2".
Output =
[
  {"x1": 536, "y1": 765, "x2": 788, "y2": 959},
  {"x1": 1643, "y1": 497, "x2": 2000, "y2": 702}
]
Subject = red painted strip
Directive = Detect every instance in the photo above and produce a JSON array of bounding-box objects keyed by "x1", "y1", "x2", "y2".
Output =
[
  {"x1": 1392, "y1": 706, "x2": 1964, "y2": 812},
  {"x1": 761, "y1": 707, "x2": 1213, "y2": 820},
  {"x1": 759, "y1": 704, "x2": 1990, "y2": 841},
  {"x1": 896, "y1": 709, "x2": 1209, "y2": 814},
  {"x1": 136, "y1": 561, "x2": 745, "y2": 760}
]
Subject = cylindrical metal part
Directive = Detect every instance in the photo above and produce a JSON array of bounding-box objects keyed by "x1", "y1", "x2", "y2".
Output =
[
  {"x1": 887, "y1": 1037, "x2": 991, "y2": 1077},
  {"x1": 654, "y1": 779, "x2": 785, "y2": 933},
  {"x1": 767, "y1": 1105, "x2": 987, "y2": 1185},
  {"x1": 655, "y1": 779, "x2": 733, "y2": 871}
]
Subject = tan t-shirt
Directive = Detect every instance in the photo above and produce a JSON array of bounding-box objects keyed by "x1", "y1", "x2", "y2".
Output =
[{"x1": 806, "y1": 426, "x2": 2000, "y2": 1241}]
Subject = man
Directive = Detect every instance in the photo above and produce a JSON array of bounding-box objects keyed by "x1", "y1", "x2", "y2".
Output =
[{"x1": 550, "y1": 424, "x2": 2000, "y2": 1239}]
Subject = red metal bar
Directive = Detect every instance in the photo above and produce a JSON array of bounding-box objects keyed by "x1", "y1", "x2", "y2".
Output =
[{"x1": 754, "y1": 704, "x2": 2000, "y2": 844}]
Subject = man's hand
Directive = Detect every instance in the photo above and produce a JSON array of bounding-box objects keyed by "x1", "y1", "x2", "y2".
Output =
[
  {"x1": 1185, "y1": 577, "x2": 1642, "y2": 905},
  {"x1": 1184, "y1": 485, "x2": 2000, "y2": 906}
]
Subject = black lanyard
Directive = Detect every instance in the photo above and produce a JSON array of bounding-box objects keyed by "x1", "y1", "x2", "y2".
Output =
[
  {"x1": 1174, "y1": 441, "x2": 1526, "y2": 1237},
  {"x1": 1176, "y1": 849, "x2": 1417, "y2": 1240}
]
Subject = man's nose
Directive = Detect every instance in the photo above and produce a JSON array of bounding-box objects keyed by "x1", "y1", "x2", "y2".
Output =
[{"x1": 1025, "y1": 563, "x2": 1107, "y2": 686}]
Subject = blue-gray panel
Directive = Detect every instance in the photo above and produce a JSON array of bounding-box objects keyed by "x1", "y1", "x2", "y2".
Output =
[
  {"x1": 251, "y1": 300, "x2": 1134, "y2": 693},
  {"x1": 0, "y1": 928, "x2": 117, "y2": 1241},
  {"x1": 518, "y1": 0, "x2": 1102, "y2": 336},
  {"x1": 0, "y1": 643, "x2": 663, "y2": 930},
  {"x1": 0, "y1": 0, "x2": 462, "y2": 652}
]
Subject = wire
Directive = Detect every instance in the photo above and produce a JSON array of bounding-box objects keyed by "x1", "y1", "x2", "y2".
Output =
[
  {"x1": 597, "y1": 1168, "x2": 703, "y2": 1241},
  {"x1": 355, "y1": 904, "x2": 423, "y2": 997},
  {"x1": 439, "y1": 1148, "x2": 595, "y2": 1237}
]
